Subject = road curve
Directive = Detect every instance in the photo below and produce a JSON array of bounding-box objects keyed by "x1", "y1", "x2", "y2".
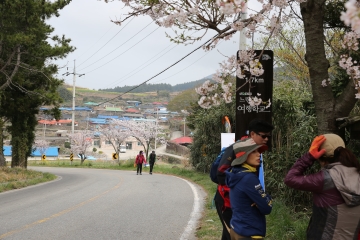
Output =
[{"x1": 0, "y1": 167, "x2": 206, "y2": 240}]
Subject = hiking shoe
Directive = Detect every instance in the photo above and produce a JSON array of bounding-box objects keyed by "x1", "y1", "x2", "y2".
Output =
[{"x1": 140, "y1": 173, "x2": 142, "y2": 175}]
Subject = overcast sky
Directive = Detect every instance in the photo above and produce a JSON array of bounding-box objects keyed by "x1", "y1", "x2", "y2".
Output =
[{"x1": 47, "y1": 0, "x2": 242, "y2": 90}]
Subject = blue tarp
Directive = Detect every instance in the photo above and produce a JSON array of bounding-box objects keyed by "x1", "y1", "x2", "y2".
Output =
[
  {"x1": 3, "y1": 146, "x2": 11, "y2": 156},
  {"x1": 3, "y1": 146, "x2": 59, "y2": 157}
]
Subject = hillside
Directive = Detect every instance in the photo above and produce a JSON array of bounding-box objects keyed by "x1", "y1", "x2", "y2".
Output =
[
  {"x1": 59, "y1": 74, "x2": 215, "y2": 106},
  {"x1": 97, "y1": 74, "x2": 214, "y2": 93}
]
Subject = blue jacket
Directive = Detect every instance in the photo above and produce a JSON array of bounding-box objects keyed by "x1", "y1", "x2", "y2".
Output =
[{"x1": 225, "y1": 166, "x2": 272, "y2": 237}]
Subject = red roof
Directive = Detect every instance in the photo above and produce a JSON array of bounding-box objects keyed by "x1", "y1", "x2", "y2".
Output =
[
  {"x1": 38, "y1": 119, "x2": 78, "y2": 125},
  {"x1": 152, "y1": 102, "x2": 168, "y2": 105},
  {"x1": 170, "y1": 136, "x2": 193, "y2": 144},
  {"x1": 125, "y1": 108, "x2": 140, "y2": 113}
]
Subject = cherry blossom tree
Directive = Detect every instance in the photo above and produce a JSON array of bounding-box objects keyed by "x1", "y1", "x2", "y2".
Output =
[
  {"x1": 106, "y1": 0, "x2": 359, "y2": 134},
  {"x1": 341, "y1": 0, "x2": 360, "y2": 100},
  {"x1": 113, "y1": 119, "x2": 164, "y2": 159},
  {"x1": 99, "y1": 120, "x2": 131, "y2": 163},
  {"x1": 68, "y1": 131, "x2": 93, "y2": 165},
  {"x1": 342, "y1": 0, "x2": 360, "y2": 35},
  {"x1": 33, "y1": 139, "x2": 49, "y2": 159}
]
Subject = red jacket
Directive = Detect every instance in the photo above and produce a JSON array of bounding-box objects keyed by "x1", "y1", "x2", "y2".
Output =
[{"x1": 135, "y1": 154, "x2": 145, "y2": 164}]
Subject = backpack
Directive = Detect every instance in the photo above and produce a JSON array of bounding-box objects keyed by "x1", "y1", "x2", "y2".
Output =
[{"x1": 210, "y1": 147, "x2": 227, "y2": 184}]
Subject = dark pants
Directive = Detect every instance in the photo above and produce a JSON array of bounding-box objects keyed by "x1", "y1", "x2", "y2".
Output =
[
  {"x1": 149, "y1": 162, "x2": 154, "y2": 173},
  {"x1": 137, "y1": 163, "x2": 142, "y2": 174},
  {"x1": 214, "y1": 190, "x2": 232, "y2": 240}
]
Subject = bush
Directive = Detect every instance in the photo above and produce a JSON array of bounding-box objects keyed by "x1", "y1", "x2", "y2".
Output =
[
  {"x1": 93, "y1": 147, "x2": 97, "y2": 153},
  {"x1": 188, "y1": 89, "x2": 236, "y2": 173},
  {"x1": 265, "y1": 80, "x2": 317, "y2": 211},
  {"x1": 64, "y1": 142, "x2": 71, "y2": 148},
  {"x1": 167, "y1": 156, "x2": 181, "y2": 164}
]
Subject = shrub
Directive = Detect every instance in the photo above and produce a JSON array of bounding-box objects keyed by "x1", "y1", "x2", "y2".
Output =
[
  {"x1": 265, "y1": 80, "x2": 317, "y2": 211},
  {"x1": 167, "y1": 156, "x2": 181, "y2": 164}
]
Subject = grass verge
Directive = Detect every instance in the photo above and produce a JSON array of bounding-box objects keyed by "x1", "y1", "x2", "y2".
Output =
[
  {"x1": 0, "y1": 167, "x2": 57, "y2": 193},
  {"x1": 2, "y1": 160, "x2": 309, "y2": 238}
]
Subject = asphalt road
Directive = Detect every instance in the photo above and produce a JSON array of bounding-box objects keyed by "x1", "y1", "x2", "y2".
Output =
[{"x1": 0, "y1": 167, "x2": 206, "y2": 240}]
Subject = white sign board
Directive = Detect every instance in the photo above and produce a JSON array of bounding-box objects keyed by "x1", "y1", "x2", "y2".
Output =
[{"x1": 221, "y1": 133, "x2": 236, "y2": 149}]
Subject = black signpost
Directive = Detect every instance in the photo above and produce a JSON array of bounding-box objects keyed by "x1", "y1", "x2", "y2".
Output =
[{"x1": 235, "y1": 50, "x2": 274, "y2": 148}]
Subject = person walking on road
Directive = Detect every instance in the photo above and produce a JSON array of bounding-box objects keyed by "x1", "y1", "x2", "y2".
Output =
[
  {"x1": 149, "y1": 151, "x2": 156, "y2": 174},
  {"x1": 135, "y1": 151, "x2": 146, "y2": 175}
]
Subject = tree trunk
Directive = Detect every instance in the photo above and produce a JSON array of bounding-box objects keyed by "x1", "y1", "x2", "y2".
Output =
[
  {"x1": 11, "y1": 114, "x2": 29, "y2": 168},
  {"x1": 80, "y1": 154, "x2": 85, "y2": 165},
  {"x1": 301, "y1": 0, "x2": 357, "y2": 135}
]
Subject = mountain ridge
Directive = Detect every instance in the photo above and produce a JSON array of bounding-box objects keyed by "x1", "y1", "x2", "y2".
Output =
[{"x1": 97, "y1": 74, "x2": 215, "y2": 93}]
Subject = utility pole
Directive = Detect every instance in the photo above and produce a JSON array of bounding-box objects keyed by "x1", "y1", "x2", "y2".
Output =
[
  {"x1": 154, "y1": 107, "x2": 158, "y2": 149},
  {"x1": 43, "y1": 120, "x2": 46, "y2": 139},
  {"x1": 183, "y1": 117, "x2": 186, "y2": 137},
  {"x1": 63, "y1": 60, "x2": 85, "y2": 134}
]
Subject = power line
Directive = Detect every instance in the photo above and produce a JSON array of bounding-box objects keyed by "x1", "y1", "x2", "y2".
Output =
[
  {"x1": 82, "y1": 25, "x2": 160, "y2": 74},
  {"x1": 55, "y1": 21, "x2": 132, "y2": 77},
  {"x1": 100, "y1": 30, "x2": 204, "y2": 90},
  {"x1": 77, "y1": 17, "x2": 135, "y2": 68},
  {"x1": 152, "y1": 41, "x2": 224, "y2": 84},
  {"x1": 81, "y1": 21, "x2": 155, "y2": 72},
  {"x1": 96, "y1": 33, "x2": 219, "y2": 106},
  {"x1": 153, "y1": 48, "x2": 212, "y2": 84},
  {"x1": 101, "y1": 43, "x2": 178, "y2": 89},
  {"x1": 75, "y1": 24, "x2": 115, "y2": 60}
]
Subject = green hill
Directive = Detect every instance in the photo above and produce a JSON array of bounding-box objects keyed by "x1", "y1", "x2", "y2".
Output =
[{"x1": 98, "y1": 74, "x2": 214, "y2": 93}]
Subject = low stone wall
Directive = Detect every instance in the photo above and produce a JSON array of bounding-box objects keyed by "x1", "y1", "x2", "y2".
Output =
[{"x1": 166, "y1": 142, "x2": 190, "y2": 156}]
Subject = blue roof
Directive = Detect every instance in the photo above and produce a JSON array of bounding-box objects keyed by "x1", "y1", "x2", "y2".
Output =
[
  {"x1": 133, "y1": 118, "x2": 156, "y2": 122},
  {"x1": 89, "y1": 118, "x2": 107, "y2": 124},
  {"x1": 118, "y1": 117, "x2": 131, "y2": 121},
  {"x1": 158, "y1": 110, "x2": 170, "y2": 114},
  {"x1": 97, "y1": 115, "x2": 119, "y2": 119},
  {"x1": 59, "y1": 107, "x2": 92, "y2": 111},
  {"x1": 89, "y1": 118, "x2": 107, "y2": 122},
  {"x1": 3, "y1": 146, "x2": 59, "y2": 157},
  {"x1": 126, "y1": 101, "x2": 142, "y2": 106}
]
